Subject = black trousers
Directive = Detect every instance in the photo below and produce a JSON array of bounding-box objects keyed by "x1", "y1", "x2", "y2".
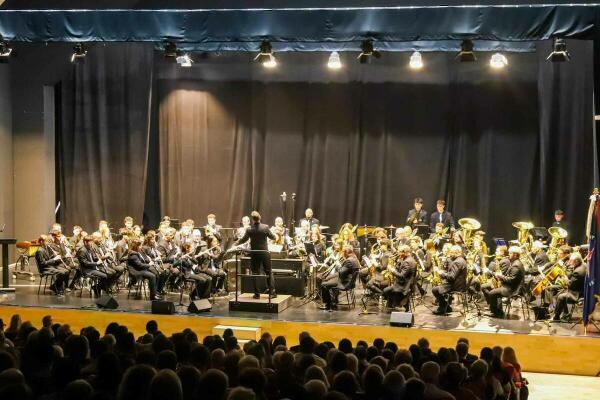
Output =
[
  {"x1": 129, "y1": 268, "x2": 157, "y2": 298},
  {"x1": 554, "y1": 290, "x2": 579, "y2": 320},
  {"x1": 250, "y1": 252, "x2": 274, "y2": 295},
  {"x1": 84, "y1": 269, "x2": 110, "y2": 296},
  {"x1": 383, "y1": 286, "x2": 409, "y2": 309},
  {"x1": 432, "y1": 283, "x2": 453, "y2": 311},
  {"x1": 320, "y1": 278, "x2": 340, "y2": 307},
  {"x1": 484, "y1": 286, "x2": 515, "y2": 316},
  {"x1": 187, "y1": 272, "x2": 212, "y2": 299}
]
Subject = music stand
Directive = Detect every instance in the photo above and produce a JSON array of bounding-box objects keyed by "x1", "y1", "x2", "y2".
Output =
[
  {"x1": 531, "y1": 227, "x2": 550, "y2": 242},
  {"x1": 415, "y1": 224, "x2": 430, "y2": 239}
]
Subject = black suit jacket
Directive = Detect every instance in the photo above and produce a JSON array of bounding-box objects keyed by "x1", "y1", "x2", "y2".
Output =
[
  {"x1": 406, "y1": 209, "x2": 427, "y2": 226},
  {"x1": 499, "y1": 260, "x2": 525, "y2": 292},
  {"x1": 236, "y1": 222, "x2": 276, "y2": 251},
  {"x1": 35, "y1": 247, "x2": 62, "y2": 273},
  {"x1": 567, "y1": 262, "x2": 587, "y2": 294},
  {"x1": 392, "y1": 256, "x2": 417, "y2": 294},
  {"x1": 338, "y1": 257, "x2": 359, "y2": 289},
  {"x1": 127, "y1": 251, "x2": 152, "y2": 272},
  {"x1": 429, "y1": 211, "x2": 455, "y2": 231},
  {"x1": 77, "y1": 247, "x2": 101, "y2": 271},
  {"x1": 441, "y1": 256, "x2": 467, "y2": 292},
  {"x1": 157, "y1": 239, "x2": 178, "y2": 263},
  {"x1": 531, "y1": 251, "x2": 551, "y2": 275}
]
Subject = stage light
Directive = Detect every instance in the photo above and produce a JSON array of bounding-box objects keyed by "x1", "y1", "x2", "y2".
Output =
[
  {"x1": 456, "y1": 39, "x2": 476, "y2": 62},
  {"x1": 327, "y1": 51, "x2": 342, "y2": 69},
  {"x1": 357, "y1": 40, "x2": 381, "y2": 64},
  {"x1": 0, "y1": 40, "x2": 12, "y2": 63},
  {"x1": 409, "y1": 51, "x2": 423, "y2": 69},
  {"x1": 547, "y1": 38, "x2": 570, "y2": 62},
  {"x1": 70, "y1": 43, "x2": 87, "y2": 63},
  {"x1": 490, "y1": 53, "x2": 508, "y2": 69},
  {"x1": 176, "y1": 54, "x2": 193, "y2": 67},
  {"x1": 255, "y1": 41, "x2": 277, "y2": 68}
]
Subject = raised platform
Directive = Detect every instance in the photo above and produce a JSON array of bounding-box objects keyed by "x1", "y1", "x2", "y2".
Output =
[
  {"x1": 1, "y1": 284, "x2": 600, "y2": 376},
  {"x1": 229, "y1": 293, "x2": 293, "y2": 313}
]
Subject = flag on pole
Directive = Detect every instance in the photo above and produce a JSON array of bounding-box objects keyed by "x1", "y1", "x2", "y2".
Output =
[{"x1": 583, "y1": 192, "x2": 600, "y2": 326}]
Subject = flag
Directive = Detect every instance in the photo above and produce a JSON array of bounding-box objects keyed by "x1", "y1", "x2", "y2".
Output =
[{"x1": 583, "y1": 195, "x2": 600, "y2": 326}]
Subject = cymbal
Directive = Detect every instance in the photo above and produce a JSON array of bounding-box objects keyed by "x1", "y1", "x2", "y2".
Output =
[
  {"x1": 319, "y1": 226, "x2": 330, "y2": 230},
  {"x1": 384, "y1": 225, "x2": 396, "y2": 229}
]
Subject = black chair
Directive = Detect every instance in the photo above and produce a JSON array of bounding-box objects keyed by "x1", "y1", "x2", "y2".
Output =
[
  {"x1": 80, "y1": 271, "x2": 101, "y2": 298},
  {"x1": 448, "y1": 290, "x2": 470, "y2": 316},
  {"x1": 338, "y1": 270, "x2": 359, "y2": 309},
  {"x1": 504, "y1": 293, "x2": 530, "y2": 320},
  {"x1": 33, "y1": 260, "x2": 56, "y2": 295},
  {"x1": 178, "y1": 277, "x2": 199, "y2": 305},
  {"x1": 127, "y1": 269, "x2": 148, "y2": 300}
]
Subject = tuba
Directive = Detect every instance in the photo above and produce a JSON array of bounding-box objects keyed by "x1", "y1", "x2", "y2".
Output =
[
  {"x1": 547, "y1": 226, "x2": 568, "y2": 262},
  {"x1": 512, "y1": 221, "x2": 534, "y2": 248},
  {"x1": 458, "y1": 218, "x2": 481, "y2": 247}
]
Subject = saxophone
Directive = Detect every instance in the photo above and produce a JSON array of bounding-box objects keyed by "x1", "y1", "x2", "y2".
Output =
[{"x1": 427, "y1": 252, "x2": 443, "y2": 286}]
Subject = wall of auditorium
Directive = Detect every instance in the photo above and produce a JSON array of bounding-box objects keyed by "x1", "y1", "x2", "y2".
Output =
[
  {"x1": 10, "y1": 44, "x2": 72, "y2": 242},
  {"x1": 0, "y1": 64, "x2": 13, "y2": 248}
]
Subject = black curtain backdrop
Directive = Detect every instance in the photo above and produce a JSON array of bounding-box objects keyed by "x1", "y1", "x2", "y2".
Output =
[
  {"x1": 58, "y1": 43, "x2": 154, "y2": 232},
  {"x1": 58, "y1": 43, "x2": 595, "y2": 243}
]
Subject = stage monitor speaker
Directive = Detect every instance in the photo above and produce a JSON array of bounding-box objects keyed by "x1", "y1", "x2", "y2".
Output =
[
  {"x1": 188, "y1": 299, "x2": 212, "y2": 313},
  {"x1": 151, "y1": 300, "x2": 176, "y2": 315},
  {"x1": 95, "y1": 295, "x2": 118, "y2": 310},
  {"x1": 390, "y1": 311, "x2": 414, "y2": 327}
]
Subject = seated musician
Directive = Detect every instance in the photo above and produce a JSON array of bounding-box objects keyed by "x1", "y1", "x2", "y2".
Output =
[
  {"x1": 35, "y1": 234, "x2": 71, "y2": 295},
  {"x1": 542, "y1": 245, "x2": 572, "y2": 306},
  {"x1": 393, "y1": 226, "x2": 412, "y2": 247},
  {"x1": 309, "y1": 225, "x2": 326, "y2": 259},
  {"x1": 484, "y1": 246, "x2": 525, "y2": 318},
  {"x1": 157, "y1": 228, "x2": 181, "y2": 282},
  {"x1": 132, "y1": 225, "x2": 143, "y2": 240},
  {"x1": 432, "y1": 245, "x2": 468, "y2": 315},
  {"x1": 69, "y1": 225, "x2": 85, "y2": 251},
  {"x1": 175, "y1": 221, "x2": 193, "y2": 246},
  {"x1": 480, "y1": 245, "x2": 510, "y2": 297},
  {"x1": 269, "y1": 217, "x2": 288, "y2": 250},
  {"x1": 553, "y1": 252, "x2": 587, "y2": 322},
  {"x1": 237, "y1": 216, "x2": 251, "y2": 239},
  {"x1": 191, "y1": 229, "x2": 207, "y2": 253},
  {"x1": 422, "y1": 239, "x2": 436, "y2": 279},
  {"x1": 126, "y1": 239, "x2": 160, "y2": 300},
  {"x1": 406, "y1": 197, "x2": 427, "y2": 228},
  {"x1": 196, "y1": 235, "x2": 227, "y2": 295},
  {"x1": 91, "y1": 231, "x2": 119, "y2": 287},
  {"x1": 339, "y1": 224, "x2": 360, "y2": 250},
  {"x1": 300, "y1": 208, "x2": 320, "y2": 229},
  {"x1": 50, "y1": 223, "x2": 77, "y2": 269},
  {"x1": 430, "y1": 223, "x2": 450, "y2": 249},
  {"x1": 383, "y1": 245, "x2": 417, "y2": 311},
  {"x1": 204, "y1": 214, "x2": 223, "y2": 242},
  {"x1": 525, "y1": 241, "x2": 551, "y2": 298},
  {"x1": 466, "y1": 238, "x2": 488, "y2": 298},
  {"x1": 364, "y1": 240, "x2": 392, "y2": 296},
  {"x1": 77, "y1": 235, "x2": 111, "y2": 297},
  {"x1": 429, "y1": 200, "x2": 455, "y2": 232},
  {"x1": 174, "y1": 242, "x2": 212, "y2": 300},
  {"x1": 123, "y1": 216, "x2": 134, "y2": 232},
  {"x1": 156, "y1": 221, "x2": 170, "y2": 242},
  {"x1": 319, "y1": 245, "x2": 359, "y2": 311},
  {"x1": 143, "y1": 232, "x2": 169, "y2": 294}
]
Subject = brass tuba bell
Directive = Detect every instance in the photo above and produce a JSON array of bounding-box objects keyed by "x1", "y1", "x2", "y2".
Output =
[
  {"x1": 512, "y1": 221, "x2": 534, "y2": 247},
  {"x1": 458, "y1": 218, "x2": 481, "y2": 247}
]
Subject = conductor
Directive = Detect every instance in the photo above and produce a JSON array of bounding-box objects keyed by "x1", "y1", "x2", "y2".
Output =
[{"x1": 235, "y1": 211, "x2": 277, "y2": 299}]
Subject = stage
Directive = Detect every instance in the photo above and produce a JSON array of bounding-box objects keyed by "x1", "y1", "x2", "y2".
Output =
[{"x1": 1, "y1": 283, "x2": 599, "y2": 377}]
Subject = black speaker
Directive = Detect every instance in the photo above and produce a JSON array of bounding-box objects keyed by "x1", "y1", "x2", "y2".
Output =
[
  {"x1": 188, "y1": 299, "x2": 212, "y2": 313},
  {"x1": 390, "y1": 311, "x2": 414, "y2": 327},
  {"x1": 151, "y1": 300, "x2": 176, "y2": 315},
  {"x1": 95, "y1": 295, "x2": 118, "y2": 310}
]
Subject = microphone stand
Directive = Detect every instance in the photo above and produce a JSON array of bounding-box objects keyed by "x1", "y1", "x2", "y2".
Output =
[{"x1": 280, "y1": 192, "x2": 288, "y2": 253}]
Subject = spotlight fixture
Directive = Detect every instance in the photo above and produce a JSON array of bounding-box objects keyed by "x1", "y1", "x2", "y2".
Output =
[
  {"x1": 70, "y1": 43, "x2": 87, "y2": 63},
  {"x1": 0, "y1": 40, "x2": 13, "y2": 63},
  {"x1": 547, "y1": 38, "x2": 570, "y2": 62},
  {"x1": 490, "y1": 53, "x2": 508, "y2": 69},
  {"x1": 357, "y1": 40, "x2": 381, "y2": 64},
  {"x1": 327, "y1": 51, "x2": 342, "y2": 69},
  {"x1": 409, "y1": 51, "x2": 423, "y2": 69},
  {"x1": 456, "y1": 39, "x2": 476, "y2": 62},
  {"x1": 176, "y1": 54, "x2": 193, "y2": 67},
  {"x1": 255, "y1": 41, "x2": 277, "y2": 68}
]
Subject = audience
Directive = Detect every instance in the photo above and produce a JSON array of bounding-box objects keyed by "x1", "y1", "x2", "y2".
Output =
[{"x1": 0, "y1": 313, "x2": 529, "y2": 400}]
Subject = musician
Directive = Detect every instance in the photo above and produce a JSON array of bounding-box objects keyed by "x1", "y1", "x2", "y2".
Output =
[
  {"x1": 237, "y1": 216, "x2": 251, "y2": 239},
  {"x1": 429, "y1": 200, "x2": 455, "y2": 231},
  {"x1": 300, "y1": 208, "x2": 320, "y2": 228},
  {"x1": 393, "y1": 226, "x2": 412, "y2": 247},
  {"x1": 235, "y1": 211, "x2": 277, "y2": 299},
  {"x1": 175, "y1": 242, "x2": 212, "y2": 300},
  {"x1": 466, "y1": 238, "x2": 488, "y2": 298},
  {"x1": 430, "y1": 223, "x2": 450, "y2": 249},
  {"x1": 319, "y1": 245, "x2": 359, "y2": 311},
  {"x1": 484, "y1": 246, "x2": 525, "y2": 318},
  {"x1": 175, "y1": 221, "x2": 193, "y2": 246},
  {"x1": 69, "y1": 225, "x2": 85, "y2": 250},
  {"x1": 480, "y1": 245, "x2": 510, "y2": 298},
  {"x1": 339, "y1": 224, "x2": 360, "y2": 249},
  {"x1": 77, "y1": 235, "x2": 111, "y2": 297},
  {"x1": 196, "y1": 235, "x2": 227, "y2": 295},
  {"x1": 204, "y1": 214, "x2": 222, "y2": 242},
  {"x1": 126, "y1": 239, "x2": 160, "y2": 300},
  {"x1": 363, "y1": 240, "x2": 392, "y2": 295},
  {"x1": 157, "y1": 221, "x2": 170, "y2": 242},
  {"x1": 432, "y1": 245, "x2": 467, "y2": 315},
  {"x1": 543, "y1": 245, "x2": 572, "y2": 306},
  {"x1": 191, "y1": 229, "x2": 207, "y2": 253},
  {"x1": 309, "y1": 225, "x2": 326, "y2": 258},
  {"x1": 552, "y1": 209, "x2": 569, "y2": 232},
  {"x1": 525, "y1": 241, "x2": 551, "y2": 295},
  {"x1": 406, "y1": 197, "x2": 427, "y2": 228},
  {"x1": 143, "y1": 232, "x2": 169, "y2": 294},
  {"x1": 270, "y1": 217, "x2": 288, "y2": 248},
  {"x1": 92, "y1": 231, "x2": 120, "y2": 286},
  {"x1": 35, "y1": 234, "x2": 71, "y2": 295},
  {"x1": 132, "y1": 225, "x2": 143, "y2": 239},
  {"x1": 123, "y1": 216, "x2": 134, "y2": 232},
  {"x1": 552, "y1": 252, "x2": 587, "y2": 322},
  {"x1": 157, "y1": 228, "x2": 181, "y2": 283},
  {"x1": 422, "y1": 239, "x2": 436, "y2": 279},
  {"x1": 383, "y1": 245, "x2": 417, "y2": 311}
]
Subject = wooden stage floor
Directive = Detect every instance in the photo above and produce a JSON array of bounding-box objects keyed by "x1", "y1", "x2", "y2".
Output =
[{"x1": 1, "y1": 284, "x2": 600, "y2": 377}]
